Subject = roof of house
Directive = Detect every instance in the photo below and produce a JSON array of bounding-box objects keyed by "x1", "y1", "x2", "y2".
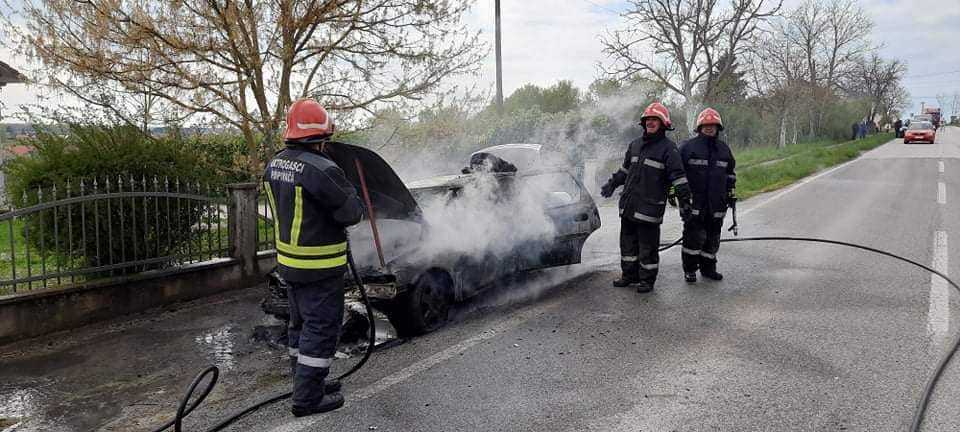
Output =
[
  {"x1": 0, "y1": 61, "x2": 26, "y2": 85},
  {"x1": 11, "y1": 145, "x2": 33, "y2": 156}
]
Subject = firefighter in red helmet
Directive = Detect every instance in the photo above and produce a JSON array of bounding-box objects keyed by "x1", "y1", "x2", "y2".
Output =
[
  {"x1": 263, "y1": 98, "x2": 362, "y2": 416},
  {"x1": 601, "y1": 102, "x2": 691, "y2": 293},
  {"x1": 678, "y1": 108, "x2": 736, "y2": 282}
]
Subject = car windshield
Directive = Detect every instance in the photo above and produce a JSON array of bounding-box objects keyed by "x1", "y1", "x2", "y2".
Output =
[{"x1": 908, "y1": 123, "x2": 933, "y2": 130}]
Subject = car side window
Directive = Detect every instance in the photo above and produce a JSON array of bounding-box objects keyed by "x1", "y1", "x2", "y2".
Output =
[{"x1": 518, "y1": 172, "x2": 582, "y2": 208}]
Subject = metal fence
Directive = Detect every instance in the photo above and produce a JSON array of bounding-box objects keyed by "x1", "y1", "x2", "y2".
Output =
[{"x1": 0, "y1": 176, "x2": 230, "y2": 294}]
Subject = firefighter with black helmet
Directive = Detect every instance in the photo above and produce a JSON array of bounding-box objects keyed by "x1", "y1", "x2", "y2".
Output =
[
  {"x1": 678, "y1": 108, "x2": 736, "y2": 282},
  {"x1": 263, "y1": 98, "x2": 363, "y2": 417},
  {"x1": 600, "y1": 102, "x2": 691, "y2": 293}
]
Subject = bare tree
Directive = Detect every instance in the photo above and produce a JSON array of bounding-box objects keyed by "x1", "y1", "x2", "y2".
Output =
[
  {"x1": 847, "y1": 53, "x2": 907, "y2": 122},
  {"x1": 952, "y1": 92, "x2": 960, "y2": 122},
  {"x1": 747, "y1": 25, "x2": 808, "y2": 148},
  {"x1": 4, "y1": 0, "x2": 484, "y2": 167},
  {"x1": 771, "y1": 0, "x2": 872, "y2": 138},
  {"x1": 601, "y1": 0, "x2": 781, "y2": 130}
]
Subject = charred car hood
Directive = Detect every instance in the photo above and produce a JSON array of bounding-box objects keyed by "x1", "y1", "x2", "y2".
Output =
[
  {"x1": 323, "y1": 141, "x2": 421, "y2": 221},
  {"x1": 323, "y1": 142, "x2": 424, "y2": 272}
]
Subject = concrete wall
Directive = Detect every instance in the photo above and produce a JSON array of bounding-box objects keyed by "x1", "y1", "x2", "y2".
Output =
[{"x1": 0, "y1": 254, "x2": 276, "y2": 346}]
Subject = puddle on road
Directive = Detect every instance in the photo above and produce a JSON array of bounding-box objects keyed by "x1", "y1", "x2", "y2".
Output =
[
  {"x1": 194, "y1": 325, "x2": 237, "y2": 369},
  {"x1": 0, "y1": 386, "x2": 52, "y2": 432}
]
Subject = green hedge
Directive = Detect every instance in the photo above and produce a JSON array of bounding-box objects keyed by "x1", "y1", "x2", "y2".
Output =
[{"x1": 3, "y1": 124, "x2": 227, "y2": 278}]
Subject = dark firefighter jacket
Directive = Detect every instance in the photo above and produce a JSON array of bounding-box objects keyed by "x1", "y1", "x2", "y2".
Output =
[
  {"x1": 609, "y1": 132, "x2": 690, "y2": 224},
  {"x1": 679, "y1": 134, "x2": 736, "y2": 219},
  {"x1": 263, "y1": 144, "x2": 363, "y2": 282}
]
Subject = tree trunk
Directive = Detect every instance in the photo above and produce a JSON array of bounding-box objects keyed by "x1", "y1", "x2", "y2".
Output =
[{"x1": 779, "y1": 114, "x2": 788, "y2": 149}]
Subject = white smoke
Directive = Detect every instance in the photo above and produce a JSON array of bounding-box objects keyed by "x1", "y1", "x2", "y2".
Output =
[{"x1": 413, "y1": 173, "x2": 558, "y2": 262}]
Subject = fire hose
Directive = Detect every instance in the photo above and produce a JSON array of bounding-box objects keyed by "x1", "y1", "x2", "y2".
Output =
[
  {"x1": 147, "y1": 250, "x2": 375, "y2": 432},
  {"x1": 155, "y1": 201, "x2": 955, "y2": 431},
  {"x1": 149, "y1": 158, "x2": 386, "y2": 432},
  {"x1": 652, "y1": 202, "x2": 954, "y2": 431}
]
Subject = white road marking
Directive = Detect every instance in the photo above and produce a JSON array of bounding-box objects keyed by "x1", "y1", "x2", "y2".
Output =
[
  {"x1": 741, "y1": 158, "x2": 859, "y2": 216},
  {"x1": 939, "y1": 182, "x2": 947, "y2": 204},
  {"x1": 271, "y1": 294, "x2": 568, "y2": 432},
  {"x1": 928, "y1": 231, "x2": 950, "y2": 344},
  {"x1": 939, "y1": 161, "x2": 945, "y2": 173}
]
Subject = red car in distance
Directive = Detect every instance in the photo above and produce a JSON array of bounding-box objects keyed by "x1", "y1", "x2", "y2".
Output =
[{"x1": 903, "y1": 121, "x2": 936, "y2": 144}]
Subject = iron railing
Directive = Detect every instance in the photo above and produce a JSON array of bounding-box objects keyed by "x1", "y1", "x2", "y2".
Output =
[{"x1": 0, "y1": 176, "x2": 230, "y2": 294}]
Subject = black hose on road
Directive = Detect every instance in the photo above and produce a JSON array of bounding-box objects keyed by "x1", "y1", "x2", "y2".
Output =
[
  {"x1": 657, "y1": 235, "x2": 959, "y2": 432},
  {"x1": 149, "y1": 249, "x2": 376, "y2": 432},
  {"x1": 157, "y1": 236, "x2": 958, "y2": 432}
]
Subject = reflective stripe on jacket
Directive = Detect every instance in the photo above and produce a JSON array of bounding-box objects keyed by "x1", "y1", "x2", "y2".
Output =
[
  {"x1": 263, "y1": 144, "x2": 363, "y2": 282},
  {"x1": 607, "y1": 133, "x2": 689, "y2": 224},
  {"x1": 679, "y1": 134, "x2": 736, "y2": 216}
]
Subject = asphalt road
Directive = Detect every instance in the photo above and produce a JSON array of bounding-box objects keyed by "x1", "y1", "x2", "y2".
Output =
[
  {"x1": 2, "y1": 128, "x2": 960, "y2": 432},
  {"x1": 248, "y1": 128, "x2": 960, "y2": 432}
]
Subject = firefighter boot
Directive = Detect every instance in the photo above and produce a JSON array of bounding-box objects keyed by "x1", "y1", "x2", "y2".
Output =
[
  {"x1": 290, "y1": 356, "x2": 342, "y2": 393},
  {"x1": 700, "y1": 263, "x2": 723, "y2": 281},
  {"x1": 684, "y1": 272, "x2": 697, "y2": 283},
  {"x1": 613, "y1": 276, "x2": 640, "y2": 287},
  {"x1": 635, "y1": 280, "x2": 655, "y2": 293},
  {"x1": 291, "y1": 366, "x2": 344, "y2": 417}
]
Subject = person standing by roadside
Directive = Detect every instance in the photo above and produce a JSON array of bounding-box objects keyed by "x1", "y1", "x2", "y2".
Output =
[
  {"x1": 264, "y1": 98, "x2": 363, "y2": 417},
  {"x1": 678, "y1": 108, "x2": 736, "y2": 282},
  {"x1": 600, "y1": 102, "x2": 691, "y2": 293}
]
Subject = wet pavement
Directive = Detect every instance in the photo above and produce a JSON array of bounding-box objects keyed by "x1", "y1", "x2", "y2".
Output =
[
  {"x1": 3, "y1": 130, "x2": 960, "y2": 431},
  {"x1": 0, "y1": 288, "x2": 289, "y2": 432}
]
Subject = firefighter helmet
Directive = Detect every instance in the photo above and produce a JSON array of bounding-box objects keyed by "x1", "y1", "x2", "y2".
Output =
[
  {"x1": 696, "y1": 108, "x2": 724, "y2": 131},
  {"x1": 285, "y1": 98, "x2": 335, "y2": 141},
  {"x1": 640, "y1": 102, "x2": 673, "y2": 130}
]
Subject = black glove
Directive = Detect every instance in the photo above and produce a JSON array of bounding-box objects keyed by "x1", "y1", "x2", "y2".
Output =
[
  {"x1": 600, "y1": 182, "x2": 615, "y2": 198},
  {"x1": 679, "y1": 201, "x2": 692, "y2": 221},
  {"x1": 667, "y1": 187, "x2": 677, "y2": 207}
]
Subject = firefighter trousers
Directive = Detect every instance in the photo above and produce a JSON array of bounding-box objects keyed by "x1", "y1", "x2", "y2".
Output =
[
  {"x1": 681, "y1": 214, "x2": 724, "y2": 273},
  {"x1": 287, "y1": 276, "x2": 344, "y2": 404},
  {"x1": 620, "y1": 217, "x2": 661, "y2": 282}
]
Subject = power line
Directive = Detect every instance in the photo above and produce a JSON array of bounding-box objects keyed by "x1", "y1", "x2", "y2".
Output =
[
  {"x1": 579, "y1": 0, "x2": 621, "y2": 15},
  {"x1": 905, "y1": 70, "x2": 960, "y2": 79}
]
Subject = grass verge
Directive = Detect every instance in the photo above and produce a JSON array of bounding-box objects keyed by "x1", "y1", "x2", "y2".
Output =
[{"x1": 737, "y1": 133, "x2": 893, "y2": 200}]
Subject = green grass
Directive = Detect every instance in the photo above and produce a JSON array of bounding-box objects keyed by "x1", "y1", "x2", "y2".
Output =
[
  {"x1": 736, "y1": 139, "x2": 841, "y2": 168},
  {"x1": 736, "y1": 133, "x2": 893, "y2": 200},
  {"x1": 0, "y1": 218, "x2": 63, "y2": 294},
  {"x1": 0, "y1": 211, "x2": 259, "y2": 295},
  {"x1": 597, "y1": 134, "x2": 894, "y2": 201}
]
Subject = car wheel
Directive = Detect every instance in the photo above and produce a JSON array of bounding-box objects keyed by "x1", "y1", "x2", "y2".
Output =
[
  {"x1": 903, "y1": 140, "x2": 909, "y2": 144},
  {"x1": 386, "y1": 270, "x2": 452, "y2": 338}
]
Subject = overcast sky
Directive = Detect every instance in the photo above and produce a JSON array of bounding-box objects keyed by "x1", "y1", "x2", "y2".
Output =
[{"x1": 2, "y1": 0, "x2": 958, "y2": 122}]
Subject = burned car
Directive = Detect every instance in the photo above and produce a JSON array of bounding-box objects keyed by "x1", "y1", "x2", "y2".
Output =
[{"x1": 263, "y1": 143, "x2": 601, "y2": 339}]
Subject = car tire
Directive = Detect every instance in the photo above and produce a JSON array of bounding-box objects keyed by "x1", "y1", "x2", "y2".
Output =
[
  {"x1": 386, "y1": 270, "x2": 452, "y2": 338},
  {"x1": 904, "y1": 140, "x2": 910, "y2": 144}
]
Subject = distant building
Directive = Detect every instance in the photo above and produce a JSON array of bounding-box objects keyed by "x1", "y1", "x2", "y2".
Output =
[{"x1": 0, "y1": 60, "x2": 26, "y2": 207}]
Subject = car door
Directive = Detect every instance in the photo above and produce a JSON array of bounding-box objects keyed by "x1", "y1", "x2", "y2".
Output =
[{"x1": 514, "y1": 170, "x2": 601, "y2": 271}]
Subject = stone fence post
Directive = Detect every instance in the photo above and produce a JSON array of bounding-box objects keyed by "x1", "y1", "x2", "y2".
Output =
[{"x1": 227, "y1": 183, "x2": 259, "y2": 271}]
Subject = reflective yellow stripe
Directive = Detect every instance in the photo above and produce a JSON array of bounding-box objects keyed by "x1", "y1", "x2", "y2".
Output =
[
  {"x1": 276, "y1": 241, "x2": 348, "y2": 256},
  {"x1": 278, "y1": 254, "x2": 348, "y2": 270},
  {"x1": 263, "y1": 182, "x2": 279, "y2": 241},
  {"x1": 291, "y1": 186, "x2": 304, "y2": 246}
]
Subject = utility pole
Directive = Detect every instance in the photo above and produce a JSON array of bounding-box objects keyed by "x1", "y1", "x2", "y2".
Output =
[{"x1": 495, "y1": 0, "x2": 503, "y2": 112}]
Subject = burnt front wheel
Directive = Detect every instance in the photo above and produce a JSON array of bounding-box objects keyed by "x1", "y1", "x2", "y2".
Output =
[{"x1": 386, "y1": 271, "x2": 452, "y2": 338}]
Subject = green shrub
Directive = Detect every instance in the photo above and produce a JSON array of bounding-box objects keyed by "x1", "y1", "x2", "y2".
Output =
[{"x1": 3, "y1": 124, "x2": 224, "y2": 278}]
